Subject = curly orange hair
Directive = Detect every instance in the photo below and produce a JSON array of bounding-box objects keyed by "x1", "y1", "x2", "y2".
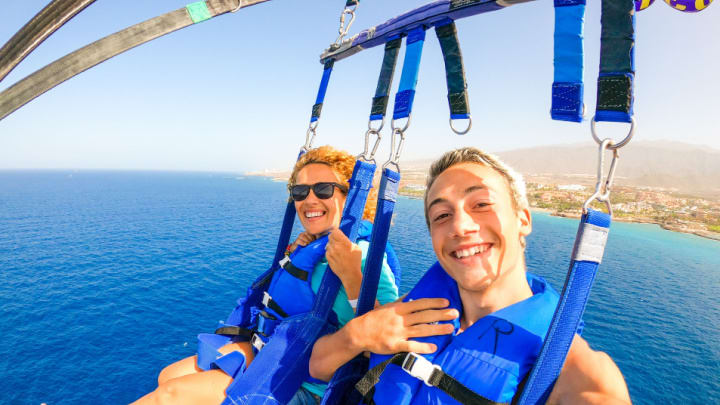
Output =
[{"x1": 289, "y1": 145, "x2": 377, "y2": 222}]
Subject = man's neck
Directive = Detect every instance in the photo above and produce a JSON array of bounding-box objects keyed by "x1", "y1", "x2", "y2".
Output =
[{"x1": 457, "y1": 267, "x2": 533, "y2": 331}]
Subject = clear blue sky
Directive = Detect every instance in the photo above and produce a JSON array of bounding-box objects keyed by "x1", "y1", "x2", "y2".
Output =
[{"x1": 1, "y1": 0, "x2": 718, "y2": 172}]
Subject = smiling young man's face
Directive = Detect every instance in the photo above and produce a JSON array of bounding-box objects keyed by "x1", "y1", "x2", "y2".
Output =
[
  {"x1": 294, "y1": 163, "x2": 347, "y2": 236},
  {"x1": 425, "y1": 162, "x2": 532, "y2": 293}
]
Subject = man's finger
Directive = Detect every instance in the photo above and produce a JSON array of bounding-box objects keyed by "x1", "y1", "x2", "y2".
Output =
[
  {"x1": 404, "y1": 308, "x2": 458, "y2": 326},
  {"x1": 401, "y1": 341, "x2": 438, "y2": 355},
  {"x1": 397, "y1": 298, "x2": 450, "y2": 314},
  {"x1": 406, "y1": 323, "x2": 455, "y2": 339}
]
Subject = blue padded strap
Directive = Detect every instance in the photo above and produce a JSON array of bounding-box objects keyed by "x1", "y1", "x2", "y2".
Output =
[
  {"x1": 213, "y1": 350, "x2": 247, "y2": 379},
  {"x1": 369, "y1": 38, "x2": 402, "y2": 121},
  {"x1": 595, "y1": 0, "x2": 635, "y2": 123},
  {"x1": 197, "y1": 333, "x2": 232, "y2": 371},
  {"x1": 320, "y1": 168, "x2": 400, "y2": 405},
  {"x1": 311, "y1": 60, "x2": 335, "y2": 123},
  {"x1": 313, "y1": 160, "x2": 377, "y2": 320},
  {"x1": 393, "y1": 27, "x2": 426, "y2": 120},
  {"x1": 551, "y1": 0, "x2": 586, "y2": 122},
  {"x1": 517, "y1": 209, "x2": 611, "y2": 404}
]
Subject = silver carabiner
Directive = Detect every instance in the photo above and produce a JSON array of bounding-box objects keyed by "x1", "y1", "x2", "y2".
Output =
[
  {"x1": 302, "y1": 122, "x2": 318, "y2": 152},
  {"x1": 358, "y1": 129, "x2": 383, "y2": 164},
  {"x1": 382, "y1": 127, "x2": 406, "y2": 173},
  {"x1": 335, "y1": 4, "x2": 358, "y2": 45},
  {"x1": 591, "y1": 116, "x2": 635, "y2": 150},
  {"x1": 582, "y1": 138, "x2": 620, "y2": 215}
]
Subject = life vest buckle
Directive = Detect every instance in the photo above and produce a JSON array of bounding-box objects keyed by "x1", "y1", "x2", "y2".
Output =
[
  {"x1": 262, "y1": 291, "x2": 272, "y2": 307},
  {"x1": 251, "y1": 333, "x2": 266, "y2": 352},
  {"x1": 278, "y1": 256, "x2": 290, "y2": 268},
  {"x1": 401, "y1": 352, "x2": 442, "y2": 387}
]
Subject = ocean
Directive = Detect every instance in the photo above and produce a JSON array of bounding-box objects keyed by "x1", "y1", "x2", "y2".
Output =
[{"x1": 0, "y1": 171, "x2": 718, "y2": 404}]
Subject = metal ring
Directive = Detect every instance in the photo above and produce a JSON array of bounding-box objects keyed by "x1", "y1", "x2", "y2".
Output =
[
  {"x1": 368, "y1": 118, "x2": 384, "y2": 132},
  {"x1": 231, "y1": 0, "x2": 243, "y2": 13},
  {"x1": 391, "y1": 115, "x2": 411, "y2": 133},
  {"x1": 591, "y1": 116, "x2": 635, "y2": 150},
  {"x1": 449, "y1": 115, "x2": 472, "y2": 135}
]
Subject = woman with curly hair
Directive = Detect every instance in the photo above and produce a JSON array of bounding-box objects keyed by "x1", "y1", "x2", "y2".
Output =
[{"x1": 134, "y1": 146, "x2": 399, "y2": 405}]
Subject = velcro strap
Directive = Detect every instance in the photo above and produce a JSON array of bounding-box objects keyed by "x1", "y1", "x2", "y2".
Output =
[
  {"x1": 435, "y1": 21, "x2": 469, "y2": 118},
  {"x1": 596, "y1": 74, "x2": 632, "y2": 113},
  {"x1": 281, "y1": 258, "x2": 310, "y2": 281},
  {"x1": 214, "y1": 326, "x2": 254, "y2": 339}
]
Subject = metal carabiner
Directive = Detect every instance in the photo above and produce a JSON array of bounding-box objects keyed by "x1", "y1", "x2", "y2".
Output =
[
  {"x1": 358, "y1": 129, "x2": 383, "y2": 164},
  {"x1": 302, "y1": 122, "x2": 318, "y2": 152},
  {"x1": 591, "y1": 116, "x2": 635, "y2": 150},
  {"x1": 449, "y1": 115, "x2": 472, "y2": 135},
  {"x1": 334, "y1": 4, "x2": 358, "y2": 45},
  {"x1": 582, "y1": 138, "x2": 620, "y2": 215},
  {"x1": 382, "y1": 127, "x2": 406, "y2": 173}
]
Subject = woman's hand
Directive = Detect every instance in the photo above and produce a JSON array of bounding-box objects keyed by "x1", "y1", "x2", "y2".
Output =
[
  {"x1": 309, "y1": 298, "x2": 458, "y2": 381},
  {"x1": 325, "y1": 229, "x2": 363, "y2": 299},
  {"x1": 347, "y1": 298, "x2": 458, "y2": 355},
  {"x1": 288, "y1": 231, "x2": 317, "y2": 253}
]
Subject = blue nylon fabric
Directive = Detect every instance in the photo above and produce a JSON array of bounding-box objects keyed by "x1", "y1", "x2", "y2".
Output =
[
  {"x1": 368, "y1": 264, "x2": 560, "y2": 404},
  {"x1": 517, "y1": 209, "x2": 611, "y2": 405},
  {"x1": 222, "y1": 161, "x2": 377, "y2": 405},
  {"x1": 450, "y1": 113, "x2": 469, "y2": 120},
  {"x1": 394, "y1": 27, "x2": 426, "y2": 119},
  {"x1": 554, "y1": 0, "x2": 586, "y2": 6},
  {"x1": 320, "y1": 168, "x2": 399, "y2": 405},
  {"x1": 311, "y1": 65, "x2": 334, "y2": 123},
  {"x1": 551, "y1": 3, "x2": 585, "y2": 122}
]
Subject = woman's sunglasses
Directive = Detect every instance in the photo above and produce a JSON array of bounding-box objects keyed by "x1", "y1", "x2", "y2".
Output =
[{"x1": 289, "y1": 182, "x2": 348, "y2": 202}]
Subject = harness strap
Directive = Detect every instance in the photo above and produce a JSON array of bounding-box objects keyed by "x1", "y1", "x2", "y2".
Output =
[
  {"x1": 278, "y1": 256, "x2": 310, "y2": 281},
  {"x1": 393, "y1": 27, "x2": 427, "y2": 120},
  {"x1": 261, "y1": 291, "x2": 290, "y2": 318},
  {"x1": 435, "y1": 21, "x2": 469, "y2": 120},
  {"x1": 0, "y1": 0, "x2": 271, "y2": 122},
  {"x1": 595, "y1": 0, "x2": 635, "y2": 123},
  {"x1": 320, "y1": 168, "x2": 401, "y2": 405},
  {"x1": 369, "y1": 38, "x2": 402, "y2": 121},
  {"x1": 516, "y1": 209, "x2": 611, "y2": 404},
  {"x1": 551, "y1": 0, "x2": 586, "y2": 122},
  {"x1": 214, "y1": 325, "x2": 254, "y2": 339},
  {"x1": 356, "y1": 352, "x2": 506, "y2": 405},
  {"x1": 311, "y1": 60, "x2": 335, "y2": 123}
]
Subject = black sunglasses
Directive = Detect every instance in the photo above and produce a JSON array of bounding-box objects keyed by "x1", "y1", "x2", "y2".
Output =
[{"x1": 289, "y1": 182, "x2": 348, "y2": 201}]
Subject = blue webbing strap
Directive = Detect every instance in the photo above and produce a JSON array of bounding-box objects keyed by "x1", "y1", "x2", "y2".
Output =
[
  {"x1": 551, "y1": 0, "x2": 586, "y2": 123},
  {"x1": 517, "y1": 209, "x2": 611, "y2": 404},
  {"x1": 223, "y1": 160, "x2": 376, "y2": 405},
  {"x1": 311, "y1": 60, "x2": 336, "y2": 123},
  {"x1": 369, "y1": 38, "x2": 402, "y2": 121},
  {"x1": 393, "y1": 27, "x2": 427, "y2": 120},
  {"x1": 320, "y1": 168, "x2": 401, "y2": 405},
  {"x1": 595, "y1": 0, "x2": 635, "y2": 123},
  {"x1": 434, "y1": 21, "x2": 469, "y2": 120}
]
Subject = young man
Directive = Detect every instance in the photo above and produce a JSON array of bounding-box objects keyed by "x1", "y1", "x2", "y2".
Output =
[{"x1": 309, "y1": 147, "x2": 631, "y2": 404}]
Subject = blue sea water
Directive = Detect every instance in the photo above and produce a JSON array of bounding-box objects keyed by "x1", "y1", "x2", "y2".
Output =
[{"x1": 0, "y1": 171, "x2": 718, "y2": 404}]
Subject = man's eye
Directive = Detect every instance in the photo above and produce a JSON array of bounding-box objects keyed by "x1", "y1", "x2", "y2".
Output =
[
  {"x1": 475, "y1": 202, "x2": 491, "y2": 209},
  {"x1": 433, "y1": 213, "x2": 450, "y2": 222}
]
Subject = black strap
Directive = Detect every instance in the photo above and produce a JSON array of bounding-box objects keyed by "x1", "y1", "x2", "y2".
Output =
[
  {"x1": 369, "y1": 38, "x2": 402, "y2": 119},
  {"x1": 214, "y1": 325, "x2": 254, "y2": 339},
  {"x1": 281, "y1": 259, "x2": 310, "y2": 281},
  {"x1": 435, "y1": 21, "x2": 469, "y2": 118},
  {"x1": 356, "y1": 353, "x2": 506, "y2": 405},
  {"x1": 0, "y1": 0, "x2": 97, "y2": 83},
  {"x1": 263, "y1": 293, "x2": 290, "y2": 318}
]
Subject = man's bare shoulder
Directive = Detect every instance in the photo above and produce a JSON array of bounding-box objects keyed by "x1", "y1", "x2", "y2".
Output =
[{"x1": 546, "y1": 336, "x2": 631, "y2": 405}]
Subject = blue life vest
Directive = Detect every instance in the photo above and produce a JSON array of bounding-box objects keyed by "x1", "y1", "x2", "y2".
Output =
[
  {"x1": 367, "y1": 262, "x2": 559, "y2": 404},
  {"x1": 197, "y1": 220, "x2": 400, "y2": 379}
]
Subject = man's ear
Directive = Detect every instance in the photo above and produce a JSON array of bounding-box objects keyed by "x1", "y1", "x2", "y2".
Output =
[{"x1": 518, "y1": 207, "x2": 532, "y2": 238}]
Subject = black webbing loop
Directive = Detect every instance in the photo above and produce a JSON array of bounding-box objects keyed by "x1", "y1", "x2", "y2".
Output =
[
  {"x1": 346, "y1": 0, "x2": 359, "y2": 5},
  {"x1": 281, "y1": 259, "x2": 310, "y2": 282},
  {"x1": 262, "y1": 292, "x2": 290, "y2": 318},
  {"x1": 214, "y1": 325, "x2": 254, "y2": 339},
  {"x1": 369, "y1": 38, "x2": 402, "y2": 120},
  {"x1": 356, "y1": 353, "x2": 506, "y2": 405},
  {"x1": 435, "y1": 21, "x2": 470, "y2": 120}
]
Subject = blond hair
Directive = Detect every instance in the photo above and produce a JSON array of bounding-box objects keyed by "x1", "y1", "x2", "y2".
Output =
[
  {"x1": 289, "y1": 145, "x2": 377, "y2": 222},
  {"x1": 424, "y1": 147, "x2": 528, "y2": 228}
]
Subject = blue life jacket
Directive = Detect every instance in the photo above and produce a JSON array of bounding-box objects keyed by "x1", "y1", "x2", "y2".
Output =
[
  {"x1": 197, "y1": 220, "x2": 400, "y2": 379},
  {"x1": 367, "y1": 262, "x2": 559, "y2": 404}
]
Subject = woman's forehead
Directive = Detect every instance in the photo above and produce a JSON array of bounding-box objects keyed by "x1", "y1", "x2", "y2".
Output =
[{"x1": 297, "y1": 163, "x2": 340, "y2": 182}]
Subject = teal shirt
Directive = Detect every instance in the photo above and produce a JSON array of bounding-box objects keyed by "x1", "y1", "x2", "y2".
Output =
[{"x1": 302, "y1": 239, "x2": 399, "y2": 398}]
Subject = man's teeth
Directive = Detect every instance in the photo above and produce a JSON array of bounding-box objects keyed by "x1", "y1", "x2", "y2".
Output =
[
  {"x1": 305, "y1": 211, "x2": 324, "y2": 218},
  {"x1": 453, "y1": 245, "x2": 488, "y2": 259}
]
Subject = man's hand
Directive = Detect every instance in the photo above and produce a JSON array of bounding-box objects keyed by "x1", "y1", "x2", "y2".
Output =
[{"x1": 309, "y1": 298, "x2": 459, "y2": 381}]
